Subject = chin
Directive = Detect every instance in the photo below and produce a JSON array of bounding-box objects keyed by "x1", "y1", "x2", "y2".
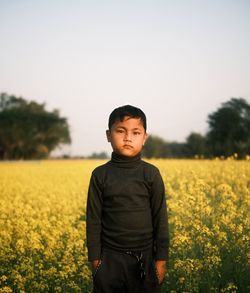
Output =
[{"x1": 121, "y1": 150, "x2": 138, "y2": 157}]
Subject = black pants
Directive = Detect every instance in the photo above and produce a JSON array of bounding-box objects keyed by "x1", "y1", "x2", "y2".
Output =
[{"x1": 93, "y1": 248, "x2": 162, "y2": 293}]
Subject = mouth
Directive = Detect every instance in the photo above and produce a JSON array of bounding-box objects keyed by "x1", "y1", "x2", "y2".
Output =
[{"x1": 123, "y1": 145, "x2": 133, "y2": 149}]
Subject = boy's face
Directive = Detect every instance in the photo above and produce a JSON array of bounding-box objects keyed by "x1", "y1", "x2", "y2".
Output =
[{"x1": 106, "y1": 116, "x2": 148, "y2": 157}]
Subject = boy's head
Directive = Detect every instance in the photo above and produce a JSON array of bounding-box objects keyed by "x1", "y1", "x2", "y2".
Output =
[
  {"x1": 106, "y1": 105, "x2": 148, "y2": 157},
  {"x1": 108, "y1": 105, "x2": 147, "y2": 131}
]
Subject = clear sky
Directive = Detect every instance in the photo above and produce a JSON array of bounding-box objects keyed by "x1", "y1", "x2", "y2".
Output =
[{"x1": 1, "y1": 0, "x2": 250, "y2": 156}]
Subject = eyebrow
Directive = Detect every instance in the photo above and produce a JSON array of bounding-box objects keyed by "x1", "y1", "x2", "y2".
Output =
[{"x1": 116, "y1": 126, "x2": 142, "y2": 131}]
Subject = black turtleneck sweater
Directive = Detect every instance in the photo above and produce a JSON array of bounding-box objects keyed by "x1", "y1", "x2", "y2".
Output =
[{"x1": 86, "y1": 152, "x2": 169, "y2": 261}]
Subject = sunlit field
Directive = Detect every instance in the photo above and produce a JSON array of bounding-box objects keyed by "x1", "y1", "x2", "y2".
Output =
[{"x1": 0, "y1": 159, "x2": 249, "y2": 293}]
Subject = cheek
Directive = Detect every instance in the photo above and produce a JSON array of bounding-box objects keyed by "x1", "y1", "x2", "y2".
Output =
[{"x1": 111, "y1": 134, "x2": 123, "y2": 143}]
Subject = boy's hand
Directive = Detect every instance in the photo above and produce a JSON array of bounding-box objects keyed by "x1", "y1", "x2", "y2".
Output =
[
  {"x1": 155, "y1": 260, "x2": 166, "y2": 284},
  {"x1": 91, "y1": 259, "x2": 101, "y2": 274}
]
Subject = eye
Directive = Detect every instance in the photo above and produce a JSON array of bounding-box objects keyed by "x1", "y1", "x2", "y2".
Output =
[
  {"x1": 133, "y1": 131, "x2": 141, "y2": 136},
  {"x1": 116, "y1": 129, "x2": 124, "y2": 133}
]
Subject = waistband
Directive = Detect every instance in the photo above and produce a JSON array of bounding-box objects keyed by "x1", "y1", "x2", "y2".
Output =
[{"x1": 102, "y1": 245, "x2": 153, "y2": 256}]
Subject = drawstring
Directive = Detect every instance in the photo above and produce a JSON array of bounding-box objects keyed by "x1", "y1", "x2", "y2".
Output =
[{"x1": 126, "y1": 251, "x2": 146, "y2": 281}]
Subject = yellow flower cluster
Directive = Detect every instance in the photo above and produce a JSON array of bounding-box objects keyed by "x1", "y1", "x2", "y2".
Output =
[{"x1": 0, "y1": 159, "x2": 249, "y2": 292}]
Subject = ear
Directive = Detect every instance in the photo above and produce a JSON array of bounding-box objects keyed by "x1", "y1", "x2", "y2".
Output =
[
  {"x1": 106, "y1": 130, "x2": 111, "y2": 142},
  {"x1": 143, "y1": 132, "x2": 148, "y2": 146}
]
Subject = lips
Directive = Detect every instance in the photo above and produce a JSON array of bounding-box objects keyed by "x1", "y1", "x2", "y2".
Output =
[{"x1": 123, "y1": 145, "x2": 133, "y2": 149}]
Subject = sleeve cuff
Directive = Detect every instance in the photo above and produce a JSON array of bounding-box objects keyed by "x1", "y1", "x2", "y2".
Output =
[
  {"x1": 88, "y1": 246, "x2": 101, "y2": 261},
  {"x1": 155, "y1": 246, "x2": 169, "y2": 261}
]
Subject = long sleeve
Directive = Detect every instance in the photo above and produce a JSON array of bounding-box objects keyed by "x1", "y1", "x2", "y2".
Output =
[
  {"x1": 150, "y1": 169, "x2": 169, "y2": 261},
  {"x1": 86, "y1": 171, "x2": 103, "y2": 261}
]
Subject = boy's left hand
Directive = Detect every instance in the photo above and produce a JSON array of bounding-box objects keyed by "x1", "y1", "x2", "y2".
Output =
[{"x1": 155, "y1": 260, "x2": 166, "y2": 284}]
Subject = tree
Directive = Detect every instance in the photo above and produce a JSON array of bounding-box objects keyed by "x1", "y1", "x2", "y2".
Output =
[
  {"x1": 166, "y1": 142, "x2": 189, "y2": 158},
  {"x1": 0, "y1": 93, "x2": 71, "y2": 160},
  {"x1": 142, "y1": 135, "x2": 168, "y2": 158},
  {"x1": 88, "y1": 152, "x2": 108, "y2": 159},
  {"x1": 142, "y1": 135, "x2": 191, "y2": 158},
  {"x1": 207, "y1": 98, "x2": 250, "y2": 158},
  {"x1": 186, "y1": 132, "x2": 207, "y2": 158}
]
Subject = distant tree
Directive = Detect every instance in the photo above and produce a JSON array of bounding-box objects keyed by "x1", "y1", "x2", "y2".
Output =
[
  {"x1": 207, "y1": 98, "x2": 250, "y2": 158},
  {"x1": 186, "y1": 132, "x2": 207, "y2": 158},
  {"x1": 142, "y1": 135, "x2": 168, "y2": 158},
  {"x1": 88, "y1": 152, "x2": 108, "y2": 159},
  {"x1": 0, "y1": 93, "x2": 71, "y2": 160},
  {"x1": 143, "y1": 135, "x2": 197, "y2": 158},
  {"x1": 166, "y1": 142, "x2": 189, "y2": 158}
]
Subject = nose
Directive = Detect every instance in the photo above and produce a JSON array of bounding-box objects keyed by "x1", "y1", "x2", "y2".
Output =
[{"x1": 124, "y1": 132, "x2": 132, "y2": 142}]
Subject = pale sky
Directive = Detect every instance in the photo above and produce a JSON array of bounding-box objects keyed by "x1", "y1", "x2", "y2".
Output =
[{"x1": 1, "y1": 0, "x2": 250, "y2": 156}]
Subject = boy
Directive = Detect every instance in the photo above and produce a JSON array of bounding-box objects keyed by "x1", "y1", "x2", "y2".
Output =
[{"x1": 86, "y1": 105, "x2": 169, "y2": 293}]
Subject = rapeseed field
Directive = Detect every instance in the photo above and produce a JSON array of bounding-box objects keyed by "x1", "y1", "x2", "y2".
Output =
[{"x1": 0, "y1": 159, "x2": 249, "y2": 292}]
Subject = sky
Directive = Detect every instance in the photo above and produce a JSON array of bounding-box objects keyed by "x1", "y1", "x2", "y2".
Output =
[{"x1": 1, "y1": 0, "x2": 250, "y2": 156}]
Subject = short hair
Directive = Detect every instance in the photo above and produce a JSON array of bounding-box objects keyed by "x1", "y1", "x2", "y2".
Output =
[{"x1": 108, "y1": 105, "x2": 147, "y2": 131}]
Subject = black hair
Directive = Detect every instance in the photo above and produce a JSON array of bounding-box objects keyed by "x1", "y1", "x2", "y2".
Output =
[{"x1": 108, "y1": 105, "x2": 147, "y2": 131}]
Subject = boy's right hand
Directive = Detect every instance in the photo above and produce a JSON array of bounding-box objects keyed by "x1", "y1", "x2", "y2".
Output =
[{"x1": 91, "y1": 259, "x2": 101, "y2": 274}]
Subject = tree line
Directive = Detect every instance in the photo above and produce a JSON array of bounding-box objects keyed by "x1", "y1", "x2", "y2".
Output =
[
  {"x1": 143, "y1": 98, "x2": 250, "y2": 159},
  {"x1": 0, "y1": 93, "x2": 250, "y2": 160}
]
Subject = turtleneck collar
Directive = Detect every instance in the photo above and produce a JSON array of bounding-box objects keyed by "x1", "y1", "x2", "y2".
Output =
[{"x1": 110, "y1": 152, "x2": 141, "y2": 168}]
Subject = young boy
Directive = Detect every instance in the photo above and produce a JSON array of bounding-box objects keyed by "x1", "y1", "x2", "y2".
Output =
[{"x1": 86, "y1": 105, "x2": 169, "y2": 293}]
